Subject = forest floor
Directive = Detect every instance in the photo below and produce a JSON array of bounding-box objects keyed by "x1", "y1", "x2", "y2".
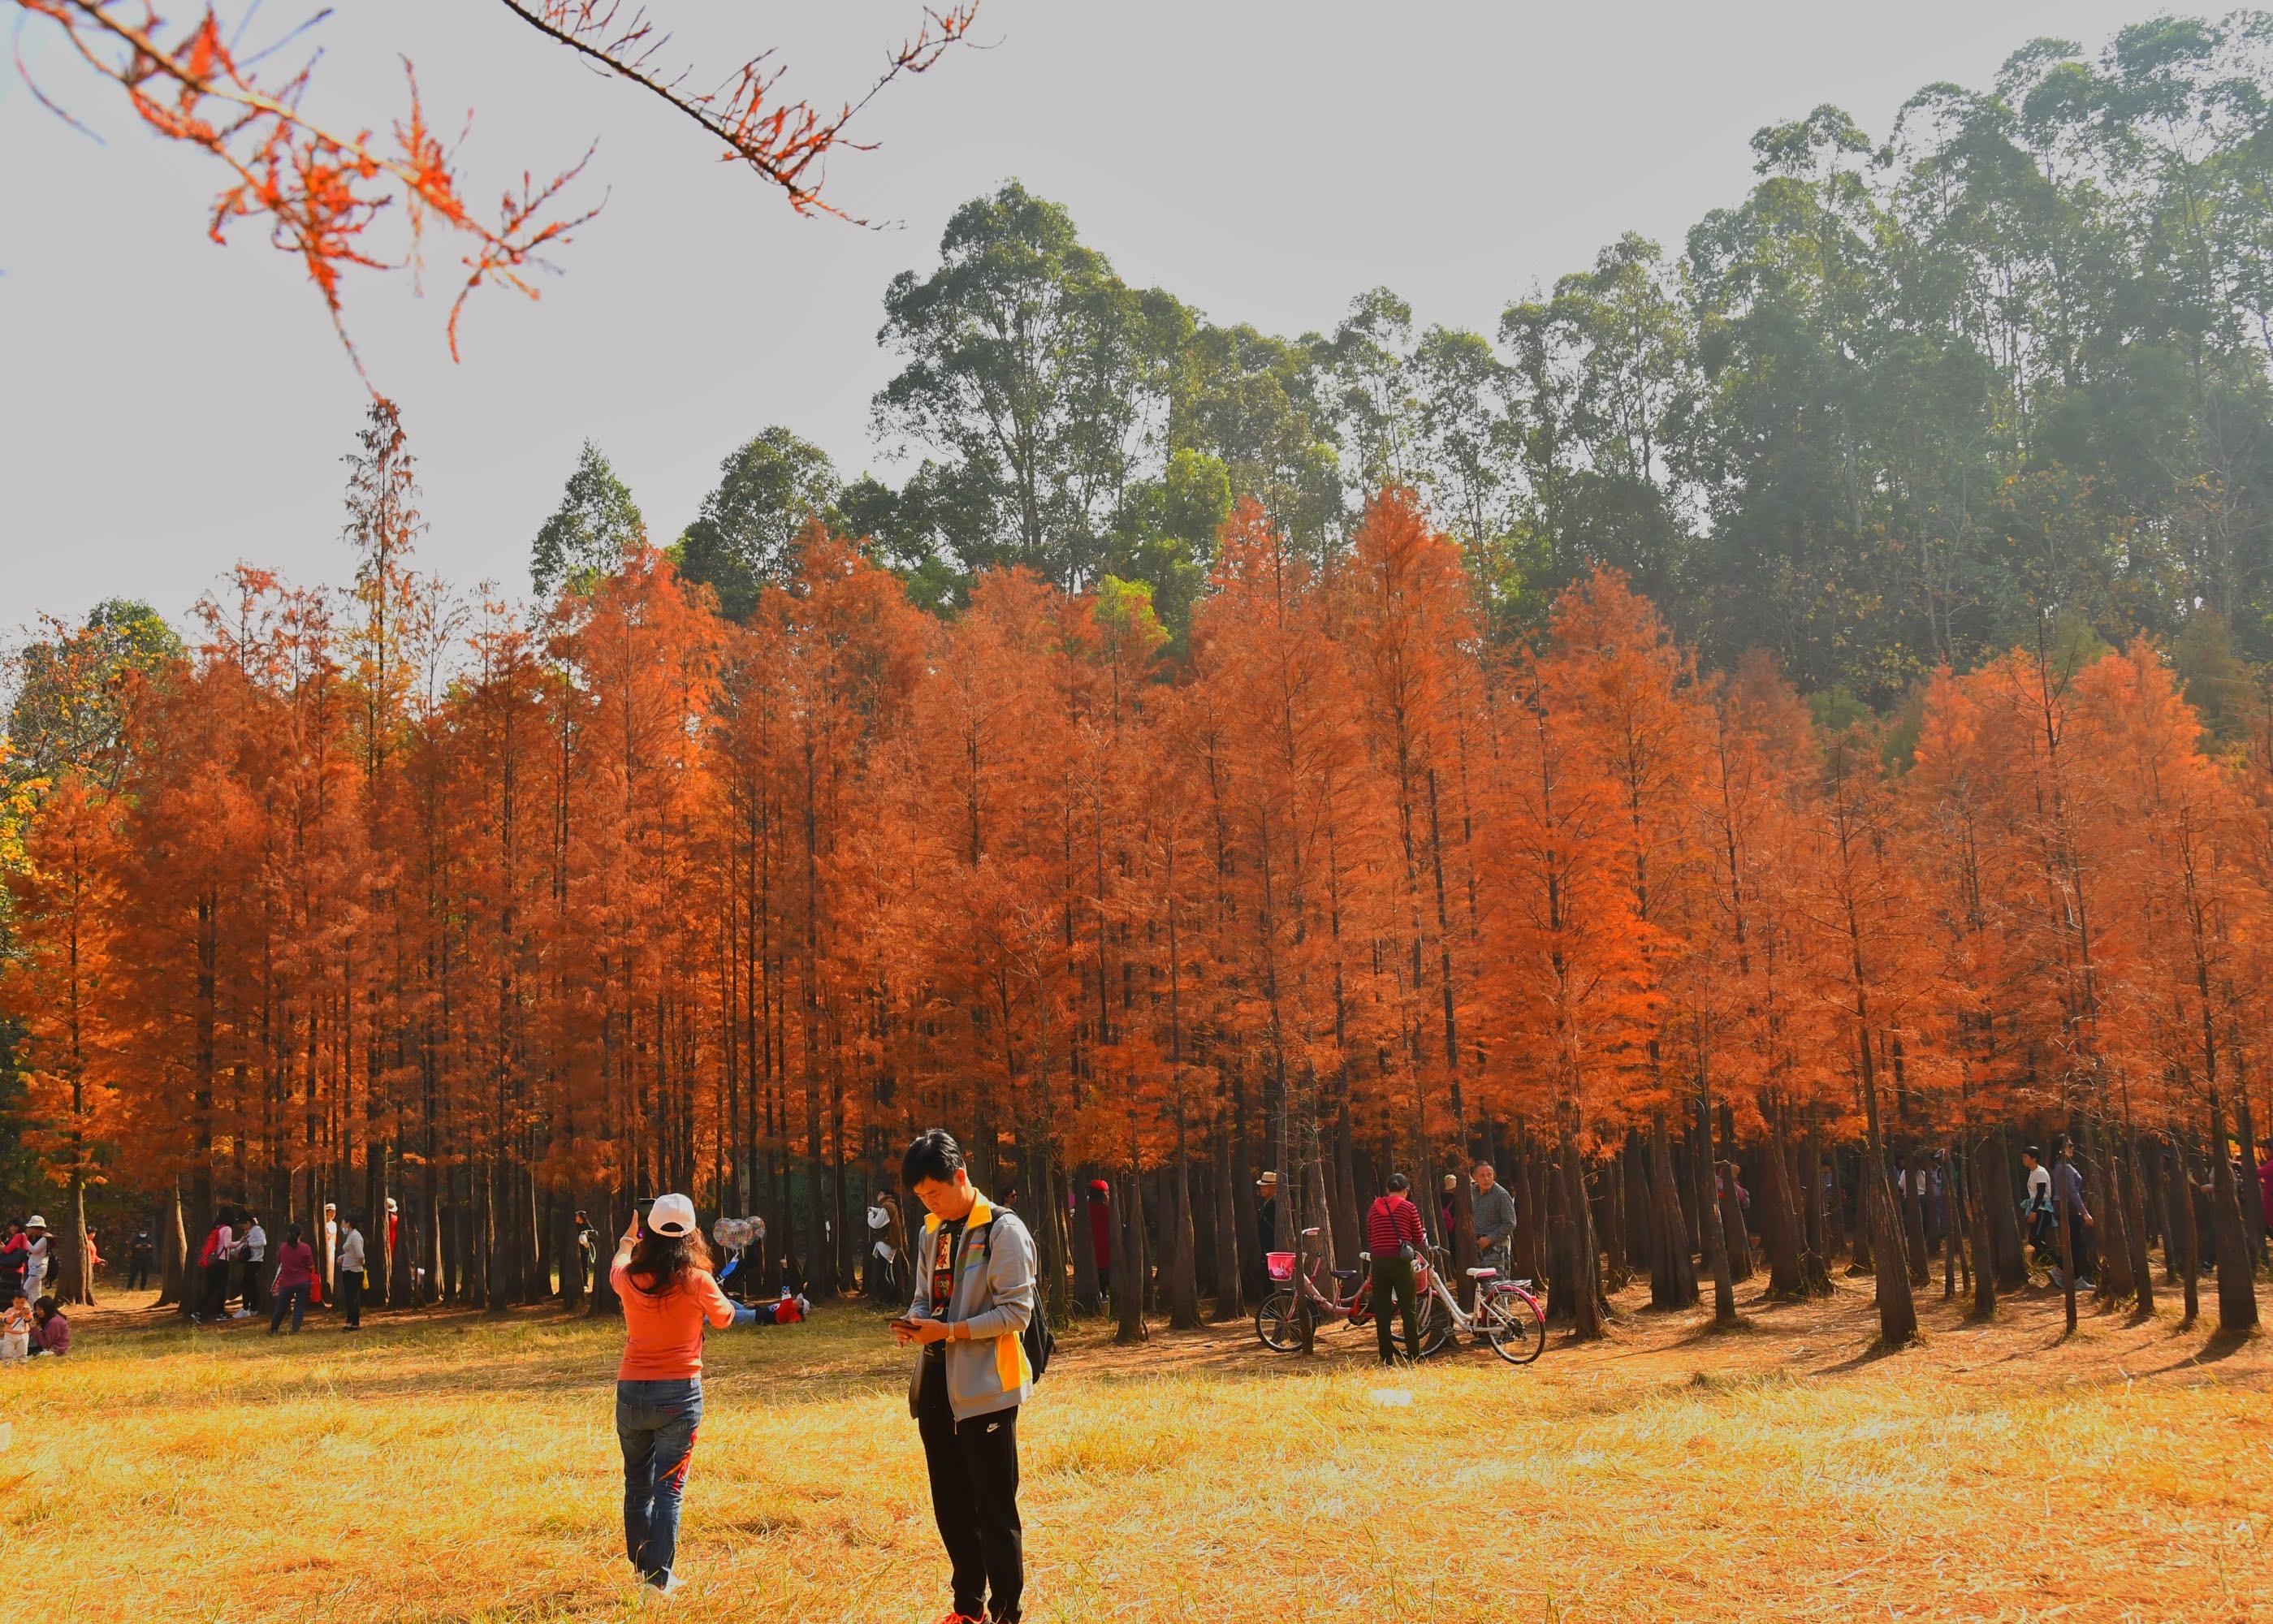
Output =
[{"x1": 11, "y1": 1271, "x2": 2271, "y2": 1623}]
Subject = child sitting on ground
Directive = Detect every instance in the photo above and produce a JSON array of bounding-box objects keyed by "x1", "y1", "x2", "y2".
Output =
[{"x1": 1, "y1": 1291, "x2": 30, "y2": 1362}]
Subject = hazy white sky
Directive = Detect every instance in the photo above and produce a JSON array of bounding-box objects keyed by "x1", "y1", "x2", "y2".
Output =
[{"x1": 2, "y1": 0, "x2": 2158, "y2": 634}]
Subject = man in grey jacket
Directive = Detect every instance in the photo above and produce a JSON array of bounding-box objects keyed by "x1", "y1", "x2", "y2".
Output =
[
  {"x1": 1471, "y1": 1160, "x2": 1518, "y2": 1278},
  {"x1": 893, "y1": 1129, "x2": 1036, "y2": 1624}
]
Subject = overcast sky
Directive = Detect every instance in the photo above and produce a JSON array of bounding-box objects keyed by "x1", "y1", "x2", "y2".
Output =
[{"x1": 2, "y1": 0, "x2": 2160, "y2": 637}]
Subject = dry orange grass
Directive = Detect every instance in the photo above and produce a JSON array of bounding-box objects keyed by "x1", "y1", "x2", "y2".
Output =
[{"x1": 13, "y1": 1276, "x2": 2271, "y2": 1622}]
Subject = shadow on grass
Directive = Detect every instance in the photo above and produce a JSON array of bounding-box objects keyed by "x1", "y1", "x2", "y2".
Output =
[{"x1": 1814, "y1": 1337, "x2": 1918, "y2": 1376}]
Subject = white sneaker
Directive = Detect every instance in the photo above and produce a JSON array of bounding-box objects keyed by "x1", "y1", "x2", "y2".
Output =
[
  {"x1": 638, "y1": 1571, "x2": 682, "y2": 1603},
  {"x1": 231, "y1": 1310, "x2": 251, "y2": 1320}
]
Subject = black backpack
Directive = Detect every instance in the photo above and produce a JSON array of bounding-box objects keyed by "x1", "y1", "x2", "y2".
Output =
[
  {"x1": 1023, "y1": 1289, "x2": 1056, "y2": 1384},
  {"x1": 963, "y1": 1211, "x2": 1054, "y2": 1384}
]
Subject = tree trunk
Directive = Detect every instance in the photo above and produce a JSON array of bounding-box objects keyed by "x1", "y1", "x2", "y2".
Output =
[
  {"x1": 2233, "y1": 1072, "x2": 2267, "y2": 1268},
  {"x1": 1865, "y1": 1156, "x2": 1918, "y2": 1346},
  {"x1": 2089, "y1": 1121, "x2": 2136, "y2": 1308},
  {"x1": 2172, "y1": 1138, "x2": 2202, "y2": 1325},
  {"x1": 1760, "y1": 1112, "x2": 1806, "y2": 1300},
  {"x1": 1331, "y1": 1105, "x2": 1363, "y2": 1272},
  {"x1": 1623, "y1": 1131, "x2": 1651, "y2": 1275},
  {"x1": 1902, "y1": 1145, "x2": 1931, "y2": 1287},
  {"x1": 158, "y1": 1181, "x2": 188, "y2": 1309},
  {"x1": 1989, "y1": 1128, "x2": 2027, "y2": 1289},
  {"x1": 1697, "y1": 1094, "x2": 1735, "y2": 1328},
  {"x1": 1795, "y1": 1129, "x2": 1830, "y2": 1294},
  {"x1": 1600, "y1": 1154, "x2": 1630, "y2": 1290},
  {"x1": 1647, "y1": 1112, "x2": 1696, "y2": 1310},
  {"x1": 2055, "y1": 1144, "x2": 2081, "y2": 1336},
  {"x1": 2120, "y1": 1130, "x2": 2154, "y2": 1318},
  {"x1": 1113, "y1": 1168, "x2": 1148, "y2": 1345},
  {"x1": 1071, "y1": 1173, "x2": 1101, "y2": 1315},
  {"x1": 1554, "y1": 1130, "x2": 1605, "y2": 1341},
  {"x1": 1209, "y1": 1127, "x2": 1242, "y2": 1322},
  {"x1": 1966, "y1": 1134, "x2": 1999, "y2": 1320},
  {"x1": 1168, "y1": 1152, "x2": 1200, "y2": 1331},
  {"x1": 60, "y1": 1175, "x2": 93, "y2": 1307},
  {"x1": 1517, "y1": 1129, "x2": 1547, "y2": 1285},
  {"x1": 2210, "y1": 1091, "x2": 2260, "y2": 1335}
]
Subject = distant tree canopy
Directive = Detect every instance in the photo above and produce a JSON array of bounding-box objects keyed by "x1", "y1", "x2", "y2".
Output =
[
  {"x1": 747, "y1": 19, "x2": 2273, "y2": 699},
  {"x1": 674, "y1": 429, "x2": 840, "y2": 623},
  {"x1": 6, "y1": 601, "x2": 184, "y2": 789},
  {"x1": 531, "y1": 441, "x2": 646, "y2": 600}
]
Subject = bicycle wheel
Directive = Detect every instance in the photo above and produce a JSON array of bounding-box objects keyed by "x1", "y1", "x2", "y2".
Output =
[
  {"x1": 1255, "y1": 1287, "x2": 1303, "y2": 1351},
  {"x1": 1482, "y1": 1285, "x2": 1545, "y2": 1365},
  {"x1": 1416, "y1": 1288, "x2": 1454, "y2": 1357}
]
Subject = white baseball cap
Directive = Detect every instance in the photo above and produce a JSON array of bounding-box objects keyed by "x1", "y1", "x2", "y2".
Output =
[{"x1": 648, "y1": 1194, "x2": 698, "y2": 1237}]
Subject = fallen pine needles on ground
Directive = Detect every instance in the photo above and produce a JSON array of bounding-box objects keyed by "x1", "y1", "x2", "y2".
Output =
[{"x1": 15, "y1": 1277, "x2": 2271, "y2": 1623}]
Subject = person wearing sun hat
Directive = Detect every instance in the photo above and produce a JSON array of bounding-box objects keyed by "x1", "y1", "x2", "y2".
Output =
[
  {"x1": 1255, "y1": 1168, "x2": 1281, "y2": 1251},
  {"x1": 20, "y1": 1216, "x2": 50, "y2": 1308},
  {"x1": 610, "y1": 1192, "x2": 775, "y2": 1600}
]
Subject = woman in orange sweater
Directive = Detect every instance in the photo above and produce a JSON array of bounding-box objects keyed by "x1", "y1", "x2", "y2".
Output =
[{"x1": 611, "y1": 1193, "x2": 770, "y2": 1599}]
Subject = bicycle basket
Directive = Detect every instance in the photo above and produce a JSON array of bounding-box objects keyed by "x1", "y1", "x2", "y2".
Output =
[{"x1": 1264, "y1": 1250, "x2": 1296, "y2": 1282}]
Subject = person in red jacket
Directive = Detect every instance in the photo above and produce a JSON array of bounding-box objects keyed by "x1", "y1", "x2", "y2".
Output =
[
  {"x1": 1366, "y1": 1172, "x2": 1427, "y2": 1367},
  {"x1": 1087, "y1": 1179, "x2": 1113, "y2": 1296}
]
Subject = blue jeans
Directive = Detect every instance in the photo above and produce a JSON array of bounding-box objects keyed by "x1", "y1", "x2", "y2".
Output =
[
  {"x1": 617, "y1": 1378, "x2": 702, "y2": 1583},
  {"x1": 269, "y1": 1284, "x2": 309, "y2": 1332}
]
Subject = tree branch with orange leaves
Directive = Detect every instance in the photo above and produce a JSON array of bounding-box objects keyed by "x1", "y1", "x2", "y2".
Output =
[{"x1": 12, "y1": 0, "x2": 977, "y2": 374}]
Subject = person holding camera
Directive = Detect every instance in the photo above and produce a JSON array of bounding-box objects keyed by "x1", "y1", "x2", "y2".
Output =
[{"x1": 611, "y1": 1193, "x2": 771, "y2": 1600}]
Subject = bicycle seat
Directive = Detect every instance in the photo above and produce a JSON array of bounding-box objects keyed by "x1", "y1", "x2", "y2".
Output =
[
  {"x1": 1465, "y1": 1267, "x2": 1499, "y2": 1280},
  {"x1": 1330, "y1": 1268, "x2": 1363, "y2": 1282}
]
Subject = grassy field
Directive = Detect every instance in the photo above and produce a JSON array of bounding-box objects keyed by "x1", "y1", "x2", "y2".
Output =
[{"x1": 12, "y1": 1276, "x2": 2272, "y2": 1623}]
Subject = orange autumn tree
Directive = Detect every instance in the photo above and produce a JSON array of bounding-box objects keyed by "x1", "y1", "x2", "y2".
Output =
[
  {"x1": 18, "y1": 458, "x2": 2268, "y2": 1356},
  {"x1": 1694, "y1": 655, "x2": 1839, "y2": 1302},
  {"x1": 1473, "y1": 609, "x2": 1658, "y2": 1341},
  {"x1": 2081, "y1": 641, "x2": 2259, "y2": 1332},
  {"x1": 1798, "y1": 723, "x2": 1934, "y2": 1346},
  {"x1": 1544, "y1": 568, "x2": 1713, "y2": 1315},
  {"x1": 1192, "y1": 498, "x2": 1389, "y2": 1291},
  {"x1": 2, "y1": 775, "x2": 125, "y2": 1303},
  {"x1": 1342, "y1": 489, "x2": 1485, "y2": 1279}
]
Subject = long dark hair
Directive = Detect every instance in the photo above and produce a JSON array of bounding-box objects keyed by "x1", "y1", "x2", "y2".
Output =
[{"x1": 626, "y1": 1229, "x2": 712, "y2": 1297}]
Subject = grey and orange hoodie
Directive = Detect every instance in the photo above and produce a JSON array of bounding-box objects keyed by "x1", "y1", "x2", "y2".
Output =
[{"x1": 906, "y1": 1191, "x2": 1036, "y2": 1423}]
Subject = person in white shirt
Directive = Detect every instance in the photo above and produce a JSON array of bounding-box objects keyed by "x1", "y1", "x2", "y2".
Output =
[
  {"x1": 322, "y1": 1203, "x2": 339, "y2": 1299},
  {"x1": 19, "y1": 1217, "x2": 50, "y2": 1307},
  {"x1": 237, "y1": 1213, "x2": 267, "y2": 1318},
  {"x1": 336, "y1": 1215, "x2": 367, "y2": 1330},
  {"x1": 2020, "y1": 1146, "x2": 2055, "y2": 1258}
]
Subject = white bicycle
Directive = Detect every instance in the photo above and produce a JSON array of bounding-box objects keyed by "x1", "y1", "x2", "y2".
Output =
[{"x1": 1414, "y1": 1244, "x2": 1546, "y2": 1365}]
